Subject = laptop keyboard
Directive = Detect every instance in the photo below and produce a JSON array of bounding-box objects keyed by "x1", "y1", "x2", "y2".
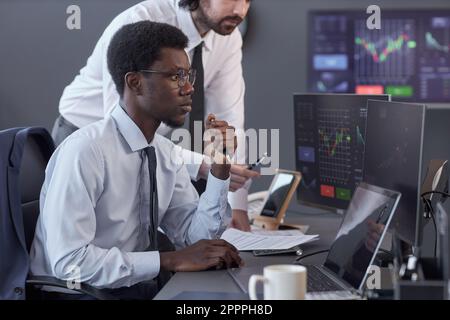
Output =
[
  {"x1": 306, "y1": 266, "x2": 344, "y2": 292},
  {"x1": 306, "y1": 291, "x2": 359, "y2": 300}
]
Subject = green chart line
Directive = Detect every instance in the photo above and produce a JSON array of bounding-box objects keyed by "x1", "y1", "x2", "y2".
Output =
[
  {"x1": 426, "y1": 32, "x2": 450, "y2": 53},
  {"x1": 355, "y1": 33, "x2": 416, "y2": 63},
  {"x1": 356, "y1": 126, "x2": 365, "y2": 146},
  {"x1": 319, "y1": 128, "x2": 351, "y2": 157}
]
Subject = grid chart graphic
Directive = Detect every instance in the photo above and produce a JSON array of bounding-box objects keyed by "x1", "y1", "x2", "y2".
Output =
[
  {"x1": 294, "y1": 94, "x2": 389, "y2": 211},
  {"x1": 317, "y1": 108, "x2": 353, "y2": 185},
  {"x1": 420, "y1": 16, "x2": 450, "y2": 100},
  {"x1": 354, "y1": 18, "x2": 416, "y2": 84},
  {"x1": 308, "y1": 10, "x2": 450, "y2": 102}
]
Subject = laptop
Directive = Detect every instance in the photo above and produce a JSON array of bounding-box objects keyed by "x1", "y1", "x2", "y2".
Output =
[{"x1": 229, "y1": 182, "x2": 401, "y2": 298}]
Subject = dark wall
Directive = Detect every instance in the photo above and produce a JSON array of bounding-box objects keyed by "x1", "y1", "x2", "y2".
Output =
[{"x1": 0, "y1": 0, "x2": 141, "y2": 130}]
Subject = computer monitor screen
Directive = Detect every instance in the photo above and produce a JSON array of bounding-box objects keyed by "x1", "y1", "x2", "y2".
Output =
[
  {"x1": 293, "y1": 93, "x2": 389, "y2": 213},
  {"x1": 363, "y1": 100, "x2": 425, "y2": 246},
  {"x1": 308, "y1": 10, "x2": 450, "y2": 102}
]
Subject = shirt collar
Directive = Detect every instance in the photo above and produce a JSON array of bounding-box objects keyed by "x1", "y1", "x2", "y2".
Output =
[
  {"x1": 110, "y1": 105, "x2": 154, "y2": 152},
  {"x1": 176, "y1": 5, "x2": 213, "y2": 52}
]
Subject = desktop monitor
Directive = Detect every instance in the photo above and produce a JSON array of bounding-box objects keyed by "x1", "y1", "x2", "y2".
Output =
[
  {"x1": 363, "y1": 100, "x2": 426, "y2": 247},
  {"x1": 293, "y1": 93, "x2": 389, "y2": 214},
  {"x1": 419, "y1": 106, "x2": 450, "y2": 252},
  {"x1": 308, "y1": 9, "x2": 450, "y2": 102}
]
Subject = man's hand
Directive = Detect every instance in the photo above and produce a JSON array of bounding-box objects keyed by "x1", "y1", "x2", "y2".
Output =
[
  {"x1": 230, "y1": 209, "x2": 251, "y2": 232},
  {"x1": 204, "y1": 114, "x2": 236, "y2": 180},
  {"x1": 229, "y1": 164, "x2": 260, "y2": 192},
  {"x1": 159, "y1": 239, "x2": 243, "y2": 272}
]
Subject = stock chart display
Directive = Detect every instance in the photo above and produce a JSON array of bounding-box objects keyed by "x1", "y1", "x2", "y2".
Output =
[
  {"x1": 308, "y1": 10, "x2": 450, "y2": 102},
  {"x1": 293, "y1": 94, "x2": 389, "y2": 212}
]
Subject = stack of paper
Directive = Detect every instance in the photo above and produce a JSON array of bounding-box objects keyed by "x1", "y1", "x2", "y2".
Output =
[
  {"x1": 251, "y1": 228, "x2": 305, "y2": 236},
  {"x1": 220, "y1": 228, "x2": 319, "y2": 251}
]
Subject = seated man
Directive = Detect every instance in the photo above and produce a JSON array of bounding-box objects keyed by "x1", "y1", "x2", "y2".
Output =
[{"x1": 30, "y1": 21, "x2": 242, "y2": 299}]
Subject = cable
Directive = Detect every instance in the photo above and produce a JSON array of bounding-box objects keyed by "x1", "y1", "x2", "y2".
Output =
[
  {"x1": 420, "y1": 193, "x2": 442, "y2": 257},
  {"x1": 293, "y1": 249, "x2": 329, "y2": 263},
  {"x1": 430, "y1": 208, "x2": 437, "y2": 257},
  {"x1": 420, "y1": 191, "x2": 450, "y2": 198},
  {"x1": 424, "y1": 197, "x2": 438, "y2": 257}
]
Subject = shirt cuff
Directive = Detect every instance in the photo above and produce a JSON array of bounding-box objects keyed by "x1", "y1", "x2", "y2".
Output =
[
  {"x1": 126, "y1": 251, "x2": 160, "y2": 282},
  {"x1": 182, "y1": 149, "x2": 204, "y2": 181},
  {"x1": 228, "y1": 187, "x2": 249, "y2": 211},
  {"x1": 202, "y1": 171, "x2": 230, "y2": 205}
]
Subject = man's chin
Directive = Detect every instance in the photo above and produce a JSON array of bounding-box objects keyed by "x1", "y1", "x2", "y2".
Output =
[
  {"x1": 163, "y1": 119, "x2": 185, "y2": 129},
  {"x1": 213, "y1": 22, "x2": 238, "y2": 35},
  {"x1": 214, "y1": 26, "x2": 236, "y2": 35}
]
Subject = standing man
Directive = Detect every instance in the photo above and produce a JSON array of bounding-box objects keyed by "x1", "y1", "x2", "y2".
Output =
[
  {"x1": 54, "y1": 0, "x2": 258, "y2": 231},
  {"x1": 31, "y1": 21, "x2": 242, "y2": 299}
]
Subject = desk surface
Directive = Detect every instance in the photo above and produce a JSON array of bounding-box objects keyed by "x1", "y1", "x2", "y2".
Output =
[{"x1": 154, "y1": 212, "x2": 342, "y2": 300}]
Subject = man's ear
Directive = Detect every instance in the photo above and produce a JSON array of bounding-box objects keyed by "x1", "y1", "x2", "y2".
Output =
[{"x1": 125, "y1": 72, "x2": 144, "y2": 96}]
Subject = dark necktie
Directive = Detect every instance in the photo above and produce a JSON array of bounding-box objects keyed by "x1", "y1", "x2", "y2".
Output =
[
  {"x1": 189, "y1": 42, "x2": 204, "y2": 153},
  {"x1": 145, "y1": 146, "x2": 158, "y2": 251},
  {"x1": 189, "y1": 42, "x2": 207, "y2": 195}
]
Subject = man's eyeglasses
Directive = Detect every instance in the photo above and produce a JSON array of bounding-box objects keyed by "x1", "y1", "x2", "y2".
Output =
[{"x1": 139, "y1": 68, "x2": 196, "y2": 88}]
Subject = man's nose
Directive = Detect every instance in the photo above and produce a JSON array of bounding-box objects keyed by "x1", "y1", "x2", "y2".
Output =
[
  {"x1": 233, "y1": 0, "x2": 250, "y2": 19},
  {"x1": 180, "y1": 80, "x2": 194, "y2": 96}
]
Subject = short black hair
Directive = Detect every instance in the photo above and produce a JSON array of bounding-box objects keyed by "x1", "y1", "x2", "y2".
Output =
[
  {"x1": 107, "y1": 21, "x2": 188, "y2": 97},
  {"x1": 178, "y1": 0, "x2": 199, "y2": 11}
]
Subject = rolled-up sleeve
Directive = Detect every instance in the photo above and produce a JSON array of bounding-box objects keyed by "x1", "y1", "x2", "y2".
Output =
[
  {"x1": 160, "y1": 164, "x2": 231, "y2": 248},
  {"x1": 180, "y1": 148, "x2": 205, "y2": 181}
]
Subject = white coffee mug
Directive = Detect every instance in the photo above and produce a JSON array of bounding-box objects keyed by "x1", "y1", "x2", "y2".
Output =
[{"x1": 248, "y1": 264, "x2": 307, "y2": 300}]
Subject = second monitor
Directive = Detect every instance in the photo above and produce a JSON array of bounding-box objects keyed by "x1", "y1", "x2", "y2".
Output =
[
  {"x1": 363, "y1": 100, "x2": 426, "y2": 247},
  {"x1": 293, "y1": 93, "x2": 390, "y2": 213}
]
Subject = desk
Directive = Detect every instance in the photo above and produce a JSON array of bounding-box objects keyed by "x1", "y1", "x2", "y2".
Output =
[{"x1": 154, "y1": 212, "x2": 342, "y2": 300}]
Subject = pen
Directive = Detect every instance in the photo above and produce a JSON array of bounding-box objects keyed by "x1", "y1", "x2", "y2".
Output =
[{"x1": 247, "y1": 152, "x2": 268, "y2": 170}]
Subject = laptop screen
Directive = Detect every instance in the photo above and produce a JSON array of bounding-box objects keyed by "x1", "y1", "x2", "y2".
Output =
[{"x1": 323, "y1": 183, "x2": 400, "y2": 290}]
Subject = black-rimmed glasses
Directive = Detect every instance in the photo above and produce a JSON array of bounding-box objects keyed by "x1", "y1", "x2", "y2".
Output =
[{"x1": 139, "y1": 68, "x2": 196, "y2": 88}]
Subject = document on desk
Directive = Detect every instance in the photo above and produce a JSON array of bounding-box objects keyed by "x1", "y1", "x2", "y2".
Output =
[
  {"x1": 221, "y1": 228, "x2": 319, "y2": 251},
  {"x1": 250, "y1": 228, "x2": 305, "y2": 236}
]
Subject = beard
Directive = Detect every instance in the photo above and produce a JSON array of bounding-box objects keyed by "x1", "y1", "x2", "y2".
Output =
[
  {"x1": 197, "y1": 6, "x2": 242, "y2": 36},
  {"x1": 217, "y1": 16, "x2": 242, "y2": 35},
  {"x1": 210, "y1": 16, "x2": 242, "y2": 35}
]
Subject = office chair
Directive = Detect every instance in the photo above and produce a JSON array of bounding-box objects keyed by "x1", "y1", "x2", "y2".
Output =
[{"x1": 7, "y1": 127, "x2": 117, "y2": 300}]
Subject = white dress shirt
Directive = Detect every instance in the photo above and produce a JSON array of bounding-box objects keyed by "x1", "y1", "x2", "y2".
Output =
[
  {"x1": 58, "y1": 0, "x2": 248, "y2": 211},
  {"x1": 30, "y1": 105, "x2": 231, "y2": 289}
]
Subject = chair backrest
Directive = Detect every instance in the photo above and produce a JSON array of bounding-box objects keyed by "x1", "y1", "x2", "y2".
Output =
[
  {"x1": 0, "y1": 127, "x2": 54, "y2": 299},
  {"x1": 19, "y1": 136, "x2": 50, "y2": 251}
]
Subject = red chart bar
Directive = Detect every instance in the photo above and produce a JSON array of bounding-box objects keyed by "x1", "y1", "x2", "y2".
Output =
[
  {"x1": 320, "y1": 184, "x2": 335, "y2": 198},
  {"x1": 355, "y1": 85, "x2": 384, "y2": 95}
]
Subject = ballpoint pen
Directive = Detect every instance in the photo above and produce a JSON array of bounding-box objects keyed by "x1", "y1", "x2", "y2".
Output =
[{"x1": 247, "y1": 152, "x2": 268, "y2": 170}]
